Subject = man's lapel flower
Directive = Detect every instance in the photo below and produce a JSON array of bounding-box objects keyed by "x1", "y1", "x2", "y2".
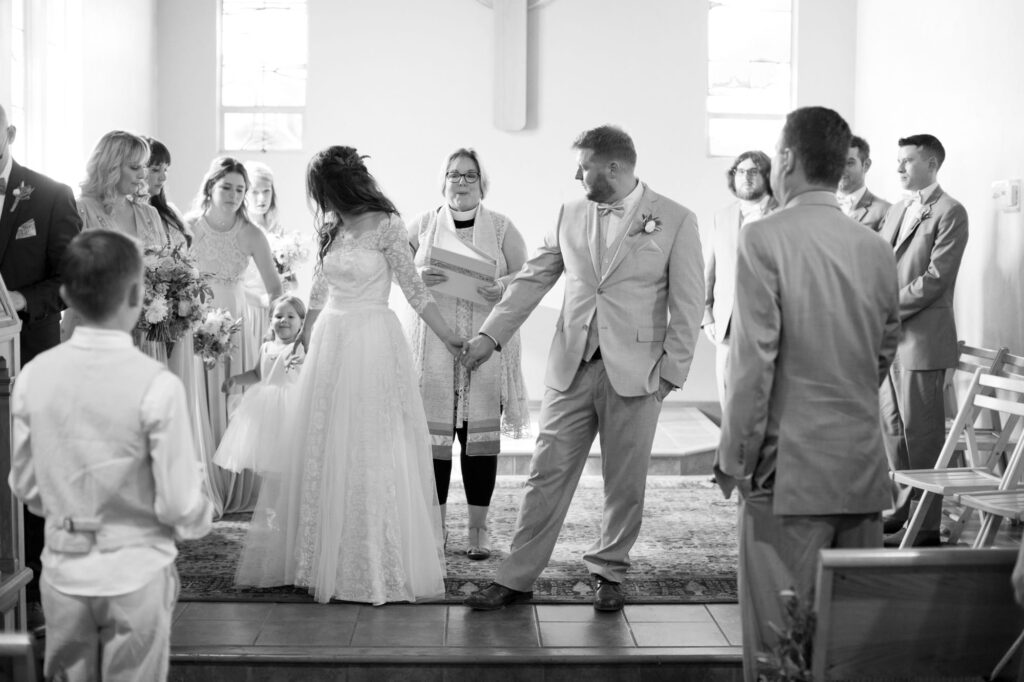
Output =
[
  {"x1": 629, "y1": 212, "x2": 662, "y2": 237},
  {"x1": 10, "y1": 182, "x2": 34, "y2": 213}
]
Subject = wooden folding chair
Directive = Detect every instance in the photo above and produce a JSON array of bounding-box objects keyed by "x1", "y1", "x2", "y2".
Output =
[
  {"x1": 894, "y1": 370, "x2": 1024, "y2": 548},
  {"x1": 812, "y1": 547, "x2": 1024, "y2": 680},
  {"x1": 944, "y1": 343, "x2": 1011, "y2": 467},
  {"x1": 0, "y1": 633, "x2": 37, "y2": 682}
]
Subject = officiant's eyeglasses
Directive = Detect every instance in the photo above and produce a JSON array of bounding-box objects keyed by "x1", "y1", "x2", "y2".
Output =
[{"x1": 445, "y1": 171, "x2": 480, "y2": 184}]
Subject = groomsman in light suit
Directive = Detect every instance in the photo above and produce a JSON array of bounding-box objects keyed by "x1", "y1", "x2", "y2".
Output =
[
  {"x1": 714, "y1": 107, "x2": 900, "y2": 681},
  {"x1": 878, "y1": 133, "x2": 969, "y2": 547},
  {"x1": 703, "y1": 150, "x2": 777, "y2": 401},
  {"x1": 837, "y1": 135, "x2": 891, "y2": 232},
  {"x1": 0, "y1": 103, "x2": 81, "y2": 620},
  {"x1": 460, "y1": 125, "x2": 704, "y2": 612}
]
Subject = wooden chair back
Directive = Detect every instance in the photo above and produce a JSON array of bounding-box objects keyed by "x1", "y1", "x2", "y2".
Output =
[{"x1": 812, "y1": 547, "x2": 1024, "y2": 680}]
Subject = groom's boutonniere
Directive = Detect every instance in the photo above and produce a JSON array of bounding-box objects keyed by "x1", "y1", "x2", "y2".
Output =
[
  {"x1": 629, "y1": 212, "x2": 662, "y2": 237},
  {"x1": 10, "y1": 182, "x2": 34, "y2": 213}
]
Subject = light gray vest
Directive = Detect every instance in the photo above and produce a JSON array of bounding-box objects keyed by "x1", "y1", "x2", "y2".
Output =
[{"x1": 24, "y1": 340, "x2": 173, "y2": 554}]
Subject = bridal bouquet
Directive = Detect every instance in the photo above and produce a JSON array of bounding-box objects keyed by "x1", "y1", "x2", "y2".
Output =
[
  {"x1": 193, "y1": 308, "x2": 243, "y2": 370},
  {"x1": 136, "y1": 244, "x2": 212, "y2": 353},
  {"x1": 269, "y1": 231, "x2": 310, "y2": 290}
]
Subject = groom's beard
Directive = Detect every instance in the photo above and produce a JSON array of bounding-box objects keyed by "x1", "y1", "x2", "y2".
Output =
[{"x1": 585, "y1": 174, "x2": 616, "y2": 203}]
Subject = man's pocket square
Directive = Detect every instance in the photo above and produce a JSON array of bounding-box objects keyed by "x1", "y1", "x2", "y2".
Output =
[{"x1": 15, "y1": 220, "x2": 37, "y2": 239}]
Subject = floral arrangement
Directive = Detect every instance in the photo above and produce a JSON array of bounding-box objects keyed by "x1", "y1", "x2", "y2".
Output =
[
  {"x1": 269, "y1": 231, "x2": 310, "y2": 290},
  {"x1": 136, "y1": 244, "x2": 212, "y2": 353},
  {"x1": 757, "y1": 589, "x2": 816, "y2": 681},
  {"x1": 193, "y1": 308, "x2": 243, "y2": 370}
]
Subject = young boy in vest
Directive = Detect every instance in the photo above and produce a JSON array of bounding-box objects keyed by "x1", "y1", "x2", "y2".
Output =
[{"x1": 8, "y1": 229, "x2": 212, "y2": 681}]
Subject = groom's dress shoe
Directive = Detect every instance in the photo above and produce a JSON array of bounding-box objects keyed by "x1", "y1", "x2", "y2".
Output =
[
  {"x1": 883, "y1": 528, "x2": 942, "y2": 548},
  {"x1": 592, "y1": 575, "x2": 625, "y2": 612},
  {"x1": 465, "y1": 582, "x2": 533, "y2": 611}
]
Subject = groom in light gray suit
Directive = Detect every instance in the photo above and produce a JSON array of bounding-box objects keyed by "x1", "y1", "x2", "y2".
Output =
[{"x1": 461, "y1": 125, "x2": 704, "y2": 612}]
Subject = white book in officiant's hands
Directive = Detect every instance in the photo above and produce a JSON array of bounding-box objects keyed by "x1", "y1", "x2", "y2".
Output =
[{"x1": 426, "y1": 228, "x2": 497, "y2": 306}]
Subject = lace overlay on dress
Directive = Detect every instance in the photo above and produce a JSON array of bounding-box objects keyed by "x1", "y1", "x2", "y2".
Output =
[{"x1": 191, "y1": 217, "x2": 251, "y2": 284}]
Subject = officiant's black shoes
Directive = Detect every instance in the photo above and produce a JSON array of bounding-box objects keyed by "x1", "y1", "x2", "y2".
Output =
[
  {"x1": 592, "y1": 575, "x2": 625, "y2": 612},
  {"x1": 465, "y1": 582, "x2": 533, "y2": 611}
]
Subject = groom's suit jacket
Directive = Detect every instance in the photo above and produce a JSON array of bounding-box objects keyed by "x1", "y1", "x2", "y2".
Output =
[
  {"x1": 877, "y1": 185, "x2": 968, "y2": 371},
  {"x1": 0, "y1": 161, "x2": 81, "y2": 364},
  {"x1": 715, "y1": 191, "x2": 900, "y2": 515},
  {"x1": 480, "y1": 184, "x2": 704, "y2": 397}
]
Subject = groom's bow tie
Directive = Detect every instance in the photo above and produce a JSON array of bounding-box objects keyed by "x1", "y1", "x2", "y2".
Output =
[
  {"x1": 596, "y1": 202, "x2": 625, "y2": 217},
  {"x1": 0, "y1": 177, "x2": 6, "y2": 194}
]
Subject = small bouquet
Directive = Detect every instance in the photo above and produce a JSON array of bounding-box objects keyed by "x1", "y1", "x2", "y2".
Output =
[
  {"x1": 193, "y1": 308, "x2": 243, "y2": 371},
  {"x1": 136, "y1": 244, "x2": 212, "y2": 354},
  {"x1": 268, "y1": 231, "x2": 310, "y2": 291}
]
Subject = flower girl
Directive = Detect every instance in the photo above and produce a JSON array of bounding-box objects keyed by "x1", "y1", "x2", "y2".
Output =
[{"x1": 212, "y1": 295, "x2": 306, "y2": 474}]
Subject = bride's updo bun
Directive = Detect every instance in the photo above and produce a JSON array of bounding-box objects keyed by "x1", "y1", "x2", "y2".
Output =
[{"x1": 306, "y1": 145, "x2": 399, "y2": 267}]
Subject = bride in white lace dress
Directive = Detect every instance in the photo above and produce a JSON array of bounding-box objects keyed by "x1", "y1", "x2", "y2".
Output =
[{"x1": 236, "y1": 146, "x2": 462, "y2": 605}]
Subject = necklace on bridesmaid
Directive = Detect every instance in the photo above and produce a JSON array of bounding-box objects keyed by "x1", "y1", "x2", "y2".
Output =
[{"x1": 206, "y1": 210, "x2": 236, "y2": 231}]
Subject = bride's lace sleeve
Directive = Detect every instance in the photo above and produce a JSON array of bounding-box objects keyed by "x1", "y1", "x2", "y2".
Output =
[
  {"x1": 309, "y1": 265, "x2": 328, "y2": 310},
  {"x1": 380, "y1": 215, "x2": 433, "y2": 313}
]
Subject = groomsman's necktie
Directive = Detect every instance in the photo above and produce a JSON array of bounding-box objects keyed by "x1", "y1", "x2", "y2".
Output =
[{"x1": 0, "y1": 177, "x2": 7, "y2": 195}]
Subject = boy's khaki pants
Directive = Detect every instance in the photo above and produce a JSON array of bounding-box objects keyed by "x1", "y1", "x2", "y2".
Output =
[{"x1": 41, "y1": 564, "x2": 179, "y2": 681}]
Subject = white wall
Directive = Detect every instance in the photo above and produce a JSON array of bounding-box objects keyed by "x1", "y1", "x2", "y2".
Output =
[
  {"x1": 156, "y1": 0, "x2": 857, "y2": 402},
  {"x1": 854, "y1": 0, "x2": 1024, "y2": 355}
]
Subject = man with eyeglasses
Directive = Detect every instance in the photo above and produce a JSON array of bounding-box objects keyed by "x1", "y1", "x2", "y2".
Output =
[
  {"x1": 703, "y1": 150, "x2": 777, "y2": 402},
  {"x1": 837, "y1": 135, "x2": 890, "y2": 232},
  {"x1": 459, "y1": 125, "x2": 704, "y2": 613}
]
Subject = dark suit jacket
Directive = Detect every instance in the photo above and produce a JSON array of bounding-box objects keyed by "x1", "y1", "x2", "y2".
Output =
[
  {"x1": 0, "y1": 161, "x2": 82, "y2": 363},
  {"x1": 878, "y1": 185, "x2": 968, "y2": 371},
  {"x1": 851, "y1": 188, "x2": 891, "y2": 232}
]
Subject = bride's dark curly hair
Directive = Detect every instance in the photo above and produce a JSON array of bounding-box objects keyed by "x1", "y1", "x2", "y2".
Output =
[{"x1": 306, "y1": 146, "x2": 398, "y2": 267}]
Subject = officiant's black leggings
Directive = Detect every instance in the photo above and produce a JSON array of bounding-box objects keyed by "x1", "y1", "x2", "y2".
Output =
[{"x1": 433, "y1": 422, "x2": 498, "y2": 506}]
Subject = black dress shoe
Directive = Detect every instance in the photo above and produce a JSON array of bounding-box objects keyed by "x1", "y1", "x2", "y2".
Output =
[
  {"x1": 464, "y1": 582, "x2": 533, "y2": 611},
  {"x1": 883, "y1": 528, "x2": 942, "y2": 547},
  {"x1": 592, "y1": 575, "x2": 625, "y2": 612},
  {"x1": 882, "y1": 515, "x2": 907, "y2": 534}
]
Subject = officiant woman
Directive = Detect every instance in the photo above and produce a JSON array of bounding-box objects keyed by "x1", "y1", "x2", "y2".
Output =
[{"x1": 406, "y1": 147, "x2": 530, "y2": 560}]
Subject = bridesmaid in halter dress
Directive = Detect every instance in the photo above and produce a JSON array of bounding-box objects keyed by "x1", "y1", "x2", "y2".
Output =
[
  {"x1": 241, "y1": 161, "x2": 284, "y2": 353},
  {"x1": 187, "y1": 156, "x2": 282, "y2": 516}
]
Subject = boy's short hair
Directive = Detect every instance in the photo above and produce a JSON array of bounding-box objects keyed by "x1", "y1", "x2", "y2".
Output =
[{"x1": 61, "y1": 230, "x2": 143, "y2": 321}]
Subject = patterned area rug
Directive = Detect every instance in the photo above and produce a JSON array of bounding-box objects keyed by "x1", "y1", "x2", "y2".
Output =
[{"x1": 177, "y1": 475, "x2": 738, "y2": 604}]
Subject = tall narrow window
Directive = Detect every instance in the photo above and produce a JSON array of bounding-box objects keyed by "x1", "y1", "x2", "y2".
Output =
[
  {"x1": 220, "y1": 0, "x2": 308, "y2": 152},
  {"x1": 707, "y1": 0, "x2": 793, "y2": 157}
]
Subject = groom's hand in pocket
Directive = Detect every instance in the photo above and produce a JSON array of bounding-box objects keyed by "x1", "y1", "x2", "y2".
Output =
[{"x1": 655, "y1": 378, "x2": 676, "y2": 402}]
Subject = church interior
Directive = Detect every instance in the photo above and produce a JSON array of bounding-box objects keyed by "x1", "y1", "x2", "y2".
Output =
[{"x1": 1, "y1": 0, "x2": 1024, "y2": 679}]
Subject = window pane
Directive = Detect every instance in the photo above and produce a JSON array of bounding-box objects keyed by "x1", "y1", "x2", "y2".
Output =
[
  {"x1": 708, "y1": 117, "x2": 782, "y2": 159},
  {"x1": 707, "y1": 0, "x2": 792, "y2": 157},
  {"x1": 220, "y1": 0, "x2": 307, "y2": 148},
  {"x1": 223, "y1": 112, "x2": 303, "y2": 152}
]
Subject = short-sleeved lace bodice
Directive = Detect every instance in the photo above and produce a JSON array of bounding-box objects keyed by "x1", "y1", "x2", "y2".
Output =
[
  {"x1": 309, "y1": 213, "x2": 433, "y2": 312},
  {"x1": 191, "y1": 216, "x2": 251, "y2": 285}
]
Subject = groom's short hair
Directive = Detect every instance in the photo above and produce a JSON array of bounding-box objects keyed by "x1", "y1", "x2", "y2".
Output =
[
  {"x1": 573, "y1": 126, "x2": 637, "y2": 167},
  {"x1": 60, "y1": 230, "x2": 143, "y2": 321}
]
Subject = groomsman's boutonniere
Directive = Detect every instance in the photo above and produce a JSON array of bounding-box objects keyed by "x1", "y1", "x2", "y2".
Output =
[
  {"x1": 629, "y1": 212, "x2": 663, "y2": 237},
  {"x1": 10, "y1": 182, "x2": 34, "y2": 213},
  {"x1": 918, "y1": 204, "x2": 931, "y2": 221}
]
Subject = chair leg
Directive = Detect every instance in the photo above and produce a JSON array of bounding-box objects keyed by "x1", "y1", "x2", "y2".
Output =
[
  {"x1": 971, "y1": 511, "x2": 1004, "y2": 548},
  {"x1": 900, "y1": 491, "x2": 937, "y2": 548},
  {"x1": 946, "y1": 505, "x2": 973, "y2": 545}
]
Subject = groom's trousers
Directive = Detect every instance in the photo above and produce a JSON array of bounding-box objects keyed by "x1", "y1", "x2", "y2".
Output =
[{"x1": 495, "y1": 358, "x2": 662, "y2": 590}]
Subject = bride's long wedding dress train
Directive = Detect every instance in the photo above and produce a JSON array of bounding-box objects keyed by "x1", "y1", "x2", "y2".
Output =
[{"x1": 235, "y1": 214, "x2": 446, "y2": 605}]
